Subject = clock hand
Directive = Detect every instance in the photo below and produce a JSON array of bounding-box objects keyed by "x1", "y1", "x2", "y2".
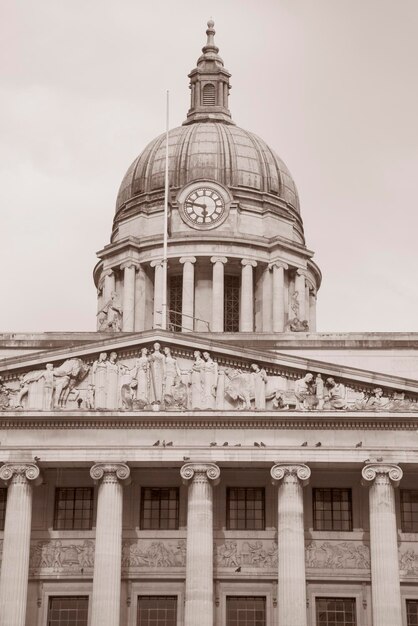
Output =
[{"x1": 186, "y1": 201, "x2": 208, "y2": 209}]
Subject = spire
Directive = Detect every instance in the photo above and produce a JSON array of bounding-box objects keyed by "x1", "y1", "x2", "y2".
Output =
[{"x1": 183, "y1": 20, "x2": 234, "y2": 126}]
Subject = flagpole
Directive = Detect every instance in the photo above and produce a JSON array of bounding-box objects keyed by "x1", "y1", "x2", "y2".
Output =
[{"x1": 161, "y1": 90, "x2": 169, "y2": 330}]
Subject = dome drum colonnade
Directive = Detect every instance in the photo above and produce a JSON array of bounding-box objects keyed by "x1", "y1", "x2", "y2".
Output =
[
  {"x1": 94, "y1": 19, "x2": 321, "y2": 335},
  {"x1": 0, "y1": 460, "x2": 405, "y2": 626},
  {"x1": 96, "y1": 255, "x2": 318, "y2": 333}
]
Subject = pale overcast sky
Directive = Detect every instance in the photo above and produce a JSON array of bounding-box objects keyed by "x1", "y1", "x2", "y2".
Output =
[{"x1": 1, "y1": 0, "x2": 417, "y2": 333}]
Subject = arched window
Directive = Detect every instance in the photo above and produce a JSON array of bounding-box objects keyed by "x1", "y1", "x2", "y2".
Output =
[{"x1": 202, "y1": 83, "x2": 216, "y2": 106}]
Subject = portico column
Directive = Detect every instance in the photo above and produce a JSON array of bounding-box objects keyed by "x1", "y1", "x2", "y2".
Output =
[
  {"x1": 240, "y1": 259, "x2": 257, "y2": 331},
  {"x1": 361, "y1": 462, "x2": 403, "y2": 626},
  {"x1": 295, "y1": 270, "x2": 307, "y2": 321},
  {"x1": 211, "y1": 256, "x2": 227, "y2": 332},
  {"x1": 180, "y1": 257, "x2": 196, "y2": 332},
  {"x1": 121, "y1": 262, "x2": 139, "y2": 332},
  {"x1": 151, "y1": 260, "x2": 164, "y2": 328},
  {"x1": 271, "y1": 463, "x2": 311, "y2": 626},
  {"x1": 0, "y1": 462, "x2": 41, "y2": 626},
  {"x1": 269, "y1": 262, "x2": 288, "y2": 332},
  {"x1": 90, "y1": 463, "x2": 130, "y2": 626},
  {"x1": 180, "y1": 463, "x2": 220, "y2": 626}
]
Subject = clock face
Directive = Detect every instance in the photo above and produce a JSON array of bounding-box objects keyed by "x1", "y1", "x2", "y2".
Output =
[{"x1": 184, "y1": 187, "x2": 226, "y2": 226}]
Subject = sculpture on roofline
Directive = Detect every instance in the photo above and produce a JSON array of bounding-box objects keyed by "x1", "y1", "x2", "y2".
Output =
[
  {"x1": 315, "y1": 374, "x2": 325, "y2": 410},
  {"x1": 106, "y1": 351, "x2": 128, "y2": 409},
  {"x1": 149, "y1": 343, "x2": 165, "y2": 404},
  {"x1": 224, "y1": 368, "x2": 251, "y2": 410},
  {"x1": 0, "y1": 377, "x2": 12, "y2": 410},
  {"x1": 287, "y1": 290, "x2": 309, "y2": 332},
  {"x1": 294, "y1": 373, "x2": 316, "y2": 410},
  {"x1": 97, "y1": 291, "x2": 123, "y2": 332},
  {"x1": 14, "y1": 358, "x2": 89, "y2": 410},
  {"x1": 53, "y1": 359, "x2": 90, "y2": 408},
  {"x1": 250, "y1": 364, "x2": 268, "y2": 410},
  {"x1": 134, "y1": 347, "x2": 151, "y2": 406},
  {"x1": 189, "y1": 350, "x2": 204, "y2": 409},
  {"x1": 202, "y1": 351, "x2": 218, "y2": 409},
  {"x1": 286, "y1": 317, "x2": 309, "y2": 332},
  {"x1": 85, "y1": 384, "x2": 95, "y2": 410},
  {"x1": 324, "y1": 377, "x2": 347, "y2": 410},
  {"x1": 92, "y1": 353, "x2": 108, "y2": 409},
  {"x1": 163, "y1": 347, "x2": 181, "y2": 401}
]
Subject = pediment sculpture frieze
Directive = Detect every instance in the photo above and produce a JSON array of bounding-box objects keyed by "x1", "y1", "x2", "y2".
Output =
[{"x1": 1, "y1": 343, "x2": 418, "y2": 413}]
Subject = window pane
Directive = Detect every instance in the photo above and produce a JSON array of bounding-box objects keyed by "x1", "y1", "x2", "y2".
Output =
[
  {"x1": 168, "y1": 275, "x2": 182, "y2": 332},
  {"x1": 140, "y1": 488, "x2": 179, "y2": 530},
  {"x1": 137, "y1": 595, "x2": 177, "y2": 626},
  {"x1": 47, "y1": 596, "x2": 88, "y2": 626},
  {"x1": 407, "y1": 600, "x2": 418, "y2": 626},
  {"x1": 401, "y1": 491, "x2": 418, "y2": 532},
  {"x1": 226, "y1": 596, "x2": 266, "y2": 626},
  {"x1": 54, "y1": 488, "x2": 93, "y2": 531},
  {"x1": 226, "y1": 488, "x2": 265, "y2": 530},
  {"x1": 316, "y1": 597, "x2": 356, "y2": 626},
  {"x1": 313, "y1": 488, "x2": 353, "y2": 531},
  {"x1": 224, "y1": 275, "x2": 240, "y2": 332}
]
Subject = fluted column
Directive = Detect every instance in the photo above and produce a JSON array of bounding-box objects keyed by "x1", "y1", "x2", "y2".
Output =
[
  {"x1": 361, "y1": 463, "x2": 403, "y2": 626},
  {"x1": 240, "y1": 259, "x2": 257, "y2": 331},
  {"x1": 151, "y1": 260, "x2": 164, "y2": 329},
  {"x1": 90, "y1": 463, "x2": 130, "y2": 626},
  {"x1": 180, "y1": 257, "x2": 196, "y2": 332},
  {"x1": 271, "y1": 463, "x2": 311, "y2": 626},
  {"x1": 295, "y1": 270, "x2": 307, "y2": 321},
  {"x1": 180, "y1": 463, "x2": 220, "y2": 626},
  {"x1": 211, "y1": 256, "x2": 227, "y2": 332},
  {"x1": 270, "y1": 262, "x2": 288, "y2": 332},
  {"x1": 0, "y1": 463, "x2": 41, "y2": 626},
  {"x1": 121, "y1": 262, "x2": 139, "y2": 332}
]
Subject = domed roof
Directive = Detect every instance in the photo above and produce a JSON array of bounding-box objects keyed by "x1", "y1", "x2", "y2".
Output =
[
  {"x1": 115, "y1": 21, "x2": 300, "y2": 219},
  {"x1": 116, "y1": 122, "x2": 299, "y2": 213}
]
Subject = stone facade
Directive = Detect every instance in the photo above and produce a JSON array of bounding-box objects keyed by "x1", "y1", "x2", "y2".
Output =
[{"x1": 0, "y1": 19, "x2": 417, "y2": 626}]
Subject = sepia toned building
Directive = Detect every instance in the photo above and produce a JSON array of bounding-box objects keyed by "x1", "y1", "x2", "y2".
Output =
[{"x1": 1, "y1": 20, "x2": 418, "y2": 626}]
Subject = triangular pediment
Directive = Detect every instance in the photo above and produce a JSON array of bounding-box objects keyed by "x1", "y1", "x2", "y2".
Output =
[{"x1": 1, "y1": 330, "x2": 418, "y2": 413}]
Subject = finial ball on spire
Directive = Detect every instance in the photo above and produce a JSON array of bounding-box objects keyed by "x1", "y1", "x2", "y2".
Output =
[{"x1": 207, "y1": 19, "x2": 215, "y2": 29}]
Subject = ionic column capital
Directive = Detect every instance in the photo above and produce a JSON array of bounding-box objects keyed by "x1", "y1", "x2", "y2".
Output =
[
  {"x1": 90, "y1": 462, "x2": 131, "y2": 485},
  {"x1": 271, "y1": 463, "x2": 311, "y2": 487},
  {"x1": 241, "y1": 259, "x2": 257, "y2": 268},
  {"x1": 0, "y1": 462, "x2": 41, "y2": 486},
  {"x1": 268, "y1": 261, "x2": 288, "y2": 271},
  {"x1": 120, "y1": 261, "x2": 140, "y2": 271},
  {"x1": 179, "y1": 256, "x2": 197, "y2": 265},
  {"x1": 210, "y1": 256, "x2": 227, "y2": 265},
  {"x1": 361, "y1": 463, "x2": 403, "y2": 488},
  {"x1": 180, "y1": 462, "x2": 220, "y2": 486},
  {"x1": 296, "y1": 268, "x2": 309, "y2": 278},
  {"x1": 102, "y1": 269, "x2": 115, "y2": 279},
  {"x1": 150, "y1": 259, "x2": 164, "y2": 268}
]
